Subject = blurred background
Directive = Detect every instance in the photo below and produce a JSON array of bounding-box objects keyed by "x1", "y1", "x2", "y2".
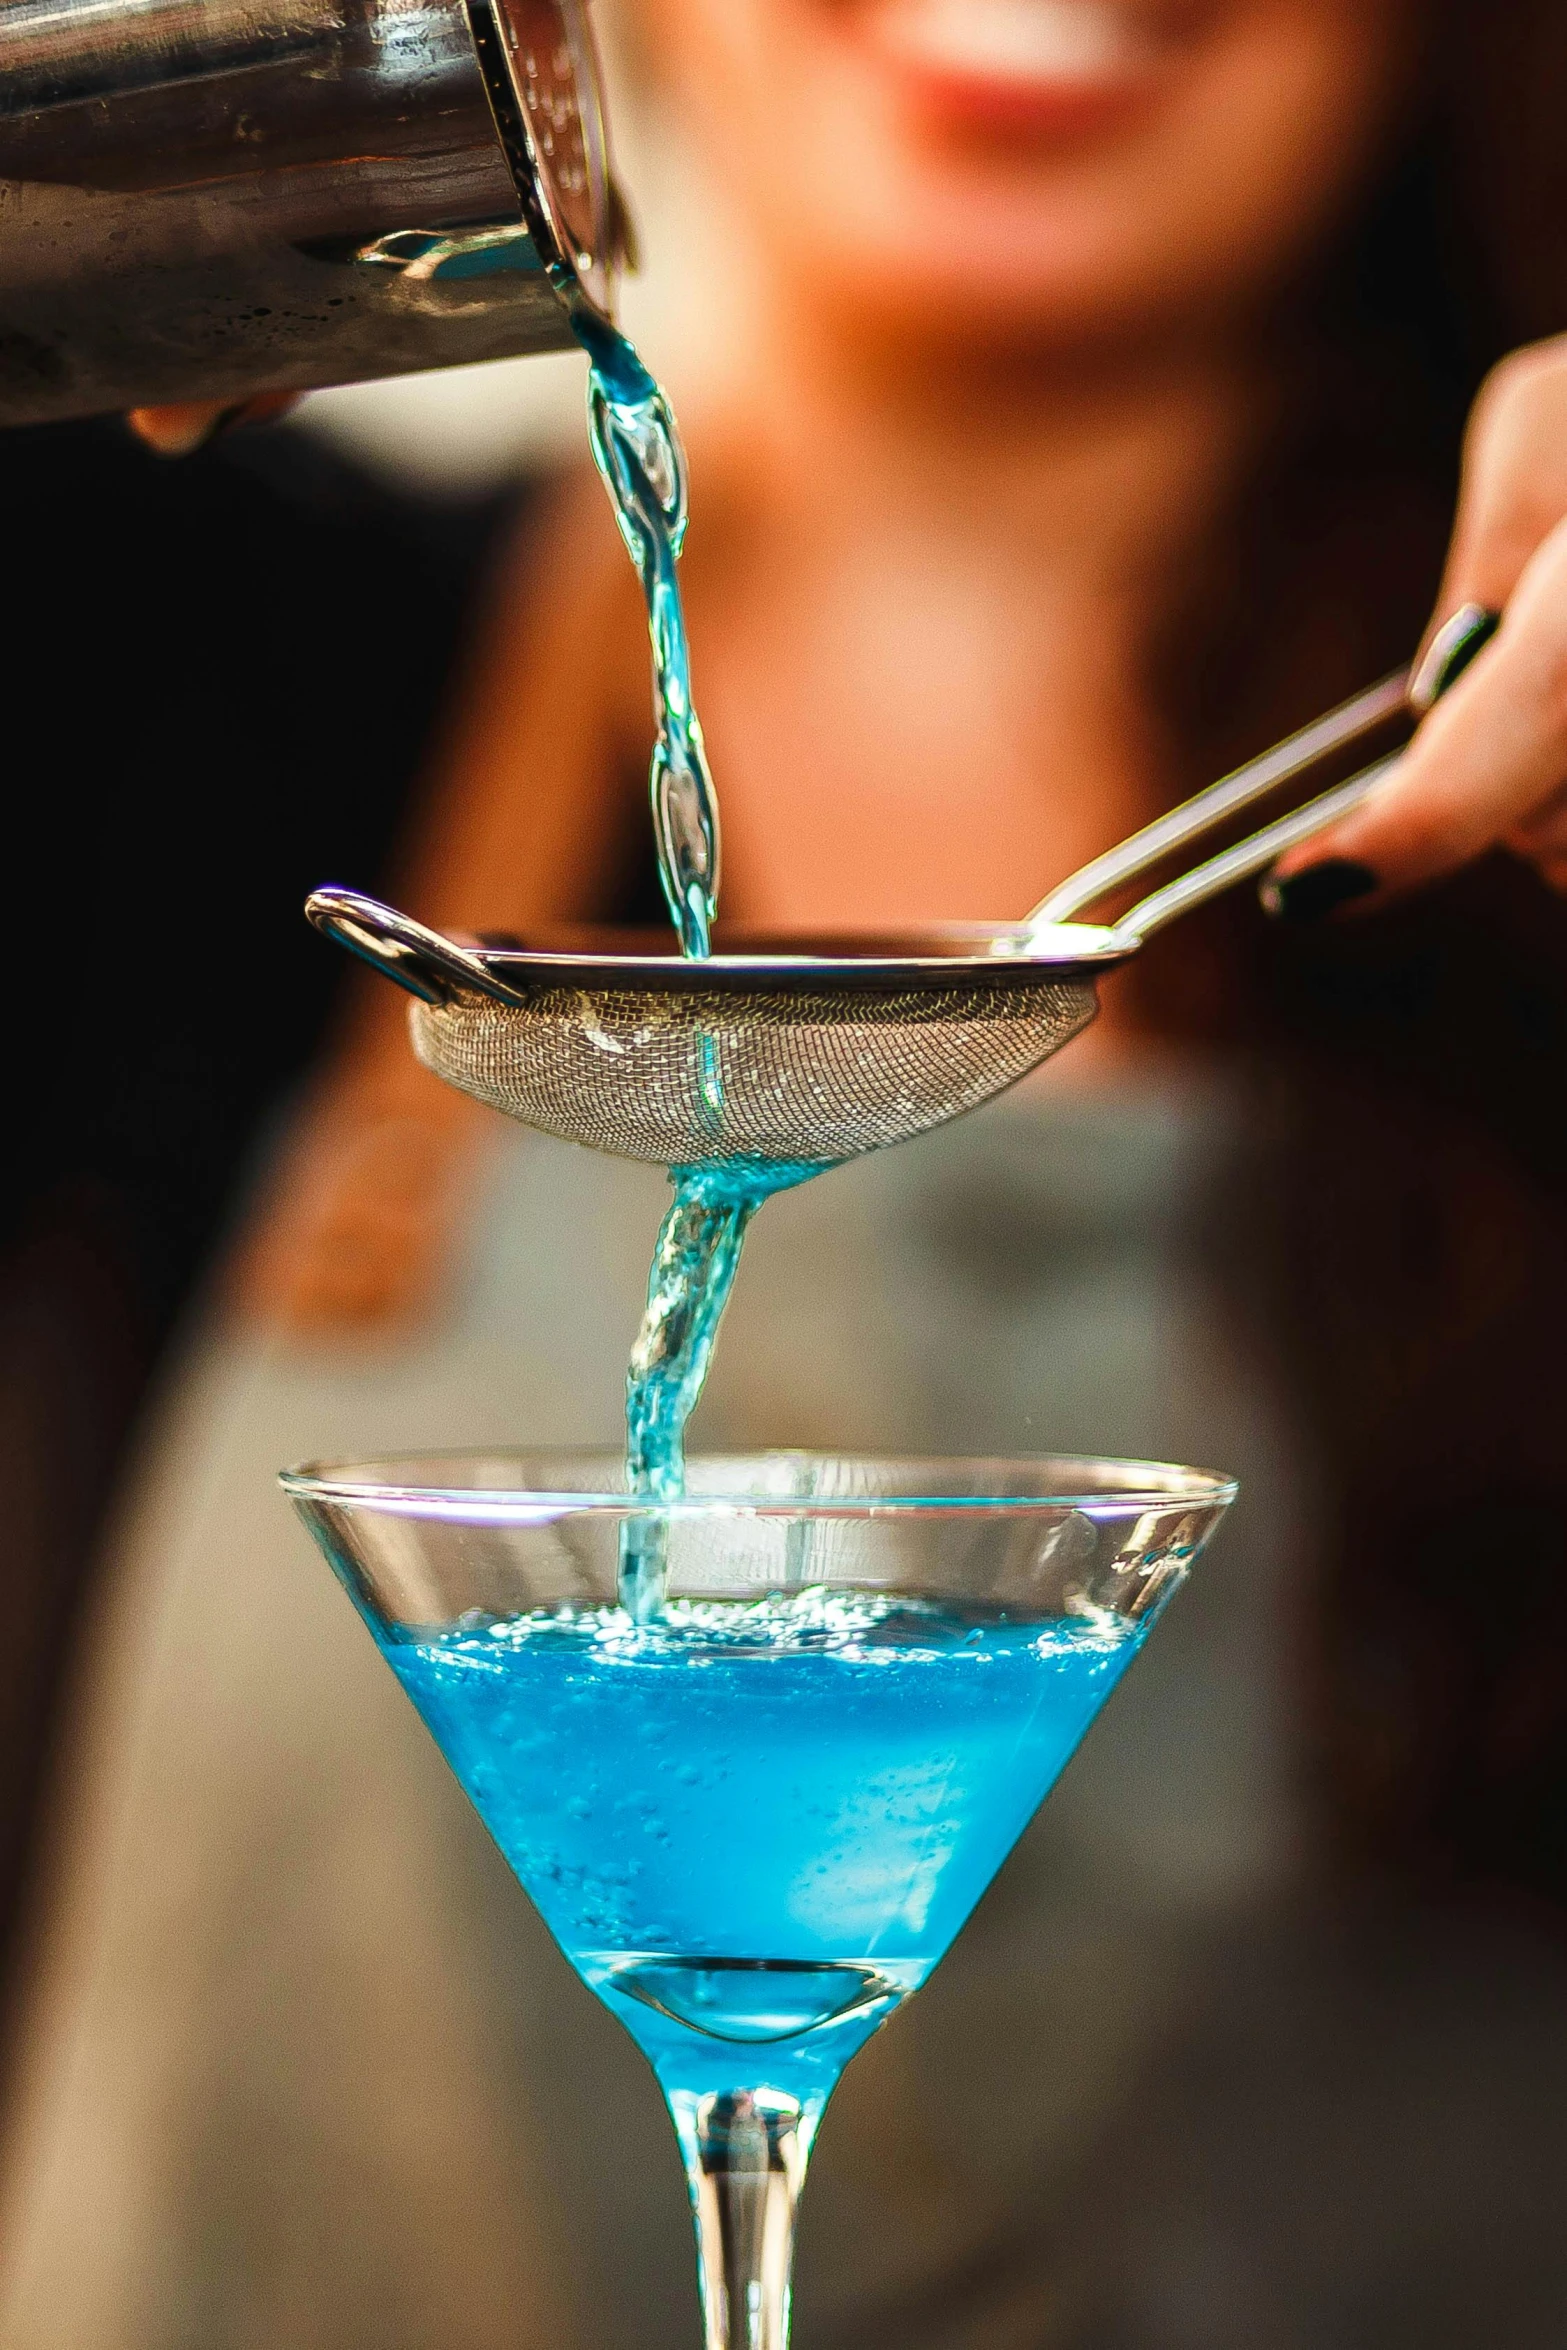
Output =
[{"x1": 4, "y1": 2, "x2": 1567, "y2": 2345}]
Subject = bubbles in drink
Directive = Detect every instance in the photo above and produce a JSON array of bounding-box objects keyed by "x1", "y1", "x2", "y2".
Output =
[{"x1": 377, "y1": 1588, "x2": 1147, "y2": 2087}]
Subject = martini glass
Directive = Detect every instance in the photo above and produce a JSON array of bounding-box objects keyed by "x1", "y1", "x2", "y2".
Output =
[{"x1": 283, "y1": 1450, "x2": 1234, "y2": 2350}]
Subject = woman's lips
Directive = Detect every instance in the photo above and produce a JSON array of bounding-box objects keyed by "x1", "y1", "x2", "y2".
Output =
[{"x1": 856, "y1": 0, "x2": 1195, "y2": 131}]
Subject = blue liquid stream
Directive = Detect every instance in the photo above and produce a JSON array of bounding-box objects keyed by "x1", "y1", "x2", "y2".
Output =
[
  {"x1": 621, "y1": 1162, "x2": 825, "y2": 1622},
  {"x1": 575, "y1": 308, "x2": 720, "y2": 959},
  {"x1": 377, "y1": 1593, "x2": 1146, "y2": 2108},
  {"x1": 568, "y1": 314, "x2": 823, "y2": 1614}
]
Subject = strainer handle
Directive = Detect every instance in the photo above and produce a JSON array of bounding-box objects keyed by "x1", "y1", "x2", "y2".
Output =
[
  {"x1": 1101, "y1": 603, "x2": 1501, "y2": 942},
  {"x1": 1107, "y1": 753, "x2": 1401, "y2": 941},
  {"x1": 1027, "y1": 602, "x2": 1500, "y2": 935},
  {"x1": 1025, "y1": 669, "x2": 1409, "y2": 927},
  {"x1": 304, "y1": 887, "x2": 526, "y2": 1006}
]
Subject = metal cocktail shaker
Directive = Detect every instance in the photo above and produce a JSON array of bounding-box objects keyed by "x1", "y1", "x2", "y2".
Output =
[{"x1": 0, "y1": 0, "x2": 619, "y2": 426}]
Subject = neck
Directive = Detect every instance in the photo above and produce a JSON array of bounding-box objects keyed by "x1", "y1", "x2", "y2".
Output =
[{"x1": 695, "y1": 285, "x2": 1268, "y2": 593}]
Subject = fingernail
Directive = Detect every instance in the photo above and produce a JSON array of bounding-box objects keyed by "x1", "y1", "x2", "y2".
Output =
[
  {"x1": 1409, "y1": 603, "x2": 1501, "y2": 712},
  {"x1": 129, "y1": 398, "x2": 278, "y2": 458},
  {"x1": 126, "y1": 409, "x2": 215, "y2": 459},
  {"x1": 1259, "y1": 860, "x2": 1378, "y2": 923}
]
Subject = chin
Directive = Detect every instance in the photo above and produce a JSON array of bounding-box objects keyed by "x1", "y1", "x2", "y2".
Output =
[
  {"x1": 712, "y1": 0, "x2": 1231, "y2": 344},
  {"x1": 754, "y1": 127, "x2": 1232, "y2": 353},
  {"x1": 672, "y1": 0, "x2": 1410, "y2": 359},
  {"x1": 804, "y1": 233, "x2": 1213, "y2": 356}
]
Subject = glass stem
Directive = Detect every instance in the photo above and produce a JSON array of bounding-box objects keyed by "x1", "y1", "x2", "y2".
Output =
[{"x1": 668, "y1": 2086, "x2": 816, "y2": 2350}]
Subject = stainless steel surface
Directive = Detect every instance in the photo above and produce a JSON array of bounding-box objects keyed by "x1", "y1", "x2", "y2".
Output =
[
  {"x1": 0, "y1": 0, "x2": 616, "y2": 423},
  {"x1": 296, "y1": 724, "x2": 1393, "y2": 1168},
  {"x1": 1029, "y1": 601, "x2": 1497, "y2": 945},
  {"x1": 306, "y1": 887, "x2": 1110, "y2": 1168},
  {"x1": 1027, "y1": 669, "x2": 1410, "y2": 929},
  {"x1": 297, "y1": 733, "x2": 1402, "y2": 1168},
  {"x1": 302, "y1": 624, "x2": 1482, "y2": 1170},
  {"x1": 1102, "y1": 752, "x2": 1401, "y2": 943},
  {"x1": 314, "y1": 893, "x2": 527, "y2": 1006}
]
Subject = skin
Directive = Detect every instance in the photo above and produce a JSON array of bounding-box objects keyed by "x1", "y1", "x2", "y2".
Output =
[
  {"x1": 230, "y1": 0, "x2": 1431, "y2": 1330},
  {"x1": 1275, "y1": 332, "x2": 1567, "y2": 901},
  {"x1": 128, "y1": 392, "x2": 298, "y2": 454},
  {"x1": 647, "y1": 0, "x2": 1415, "y2": 346}
]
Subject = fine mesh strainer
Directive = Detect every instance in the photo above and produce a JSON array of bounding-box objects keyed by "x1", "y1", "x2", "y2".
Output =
[{"x1": 306, "y1": 612, "x2": 1494, "y2": 1171}]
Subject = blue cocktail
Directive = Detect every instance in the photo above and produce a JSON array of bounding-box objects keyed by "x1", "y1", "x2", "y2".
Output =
[{"x1": 285, "y1": 1451, "x2": 1234, "y2": 2350}]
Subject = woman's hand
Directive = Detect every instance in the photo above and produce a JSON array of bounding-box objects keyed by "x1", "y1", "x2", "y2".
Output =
[
  {"x1": 1267, "y1": 334, "x2": 1567, "y2": 915},
  {"x1": 127, "y1": 393, "x2": 299, "y2": 456}
]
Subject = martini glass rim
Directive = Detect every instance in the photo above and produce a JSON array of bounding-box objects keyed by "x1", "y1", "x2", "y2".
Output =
[{"x1": 279, "y1": 1447, "x2": 1239, "y2": 1522}]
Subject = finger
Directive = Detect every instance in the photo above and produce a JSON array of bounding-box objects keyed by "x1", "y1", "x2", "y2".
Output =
[
  {"x1": 1504, "y1": 788, "x2": 1567, "y2": 896},
  {"x1": 1406, "y1": 601, "x2": 1500, "y2": 715},
  {"x1": 128, "y1": 391, "x2": 301, "y2": 457},
  {"x1": 1268, "y1": 513, "x2": 1567, "y2": 902},
  {"x1": 1506, "y1": 775, "x2": 1567, "y2": 850},
  {"x1": 1425, "y1": 334, "x2": 1567, "y2": 631},
  {"x1": 1511, "y1": 842, "x2": 1567, "y2": 895},
  {"x1": 127, "y1": 402, "x2": 232, "y2": 456}
]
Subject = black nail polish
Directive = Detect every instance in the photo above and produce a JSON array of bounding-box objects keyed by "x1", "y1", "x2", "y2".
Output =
[
  {"x1": 1409, "y1": 604, "x2": 1502, "y2": 712},
  {"x1": 1260, "y1": 859, "x2": 1378, "y2": 923}
]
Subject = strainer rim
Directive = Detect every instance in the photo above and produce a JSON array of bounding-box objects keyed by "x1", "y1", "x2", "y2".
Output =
[{"x1": 463, "y1": 926, "x2": 1130, "y2": 998}]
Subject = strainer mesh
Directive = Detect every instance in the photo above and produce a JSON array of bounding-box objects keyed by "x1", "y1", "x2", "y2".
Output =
[{"x1": 409, "y1": 977, "x2": 1098, "y2": 1165}]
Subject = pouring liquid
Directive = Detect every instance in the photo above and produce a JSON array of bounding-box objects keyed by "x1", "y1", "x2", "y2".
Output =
[
  {"x1": 570, "y1": 309, "x2": 826, "y2": 1613},
  {"x1": 574, "y1": 309, "x2": 721, "y2": 959},
  {"x1": 620, "y1": 1161, "x2": 829, "y2": 1623}
]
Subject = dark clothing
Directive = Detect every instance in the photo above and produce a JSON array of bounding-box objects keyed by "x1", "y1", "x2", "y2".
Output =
[
  {"x1": 0, "y1": 418, "x2": 508, "y2": 1985},
  {"x1": 1085, "y1": 844, "x2": 1567, "y2": 1910}
]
